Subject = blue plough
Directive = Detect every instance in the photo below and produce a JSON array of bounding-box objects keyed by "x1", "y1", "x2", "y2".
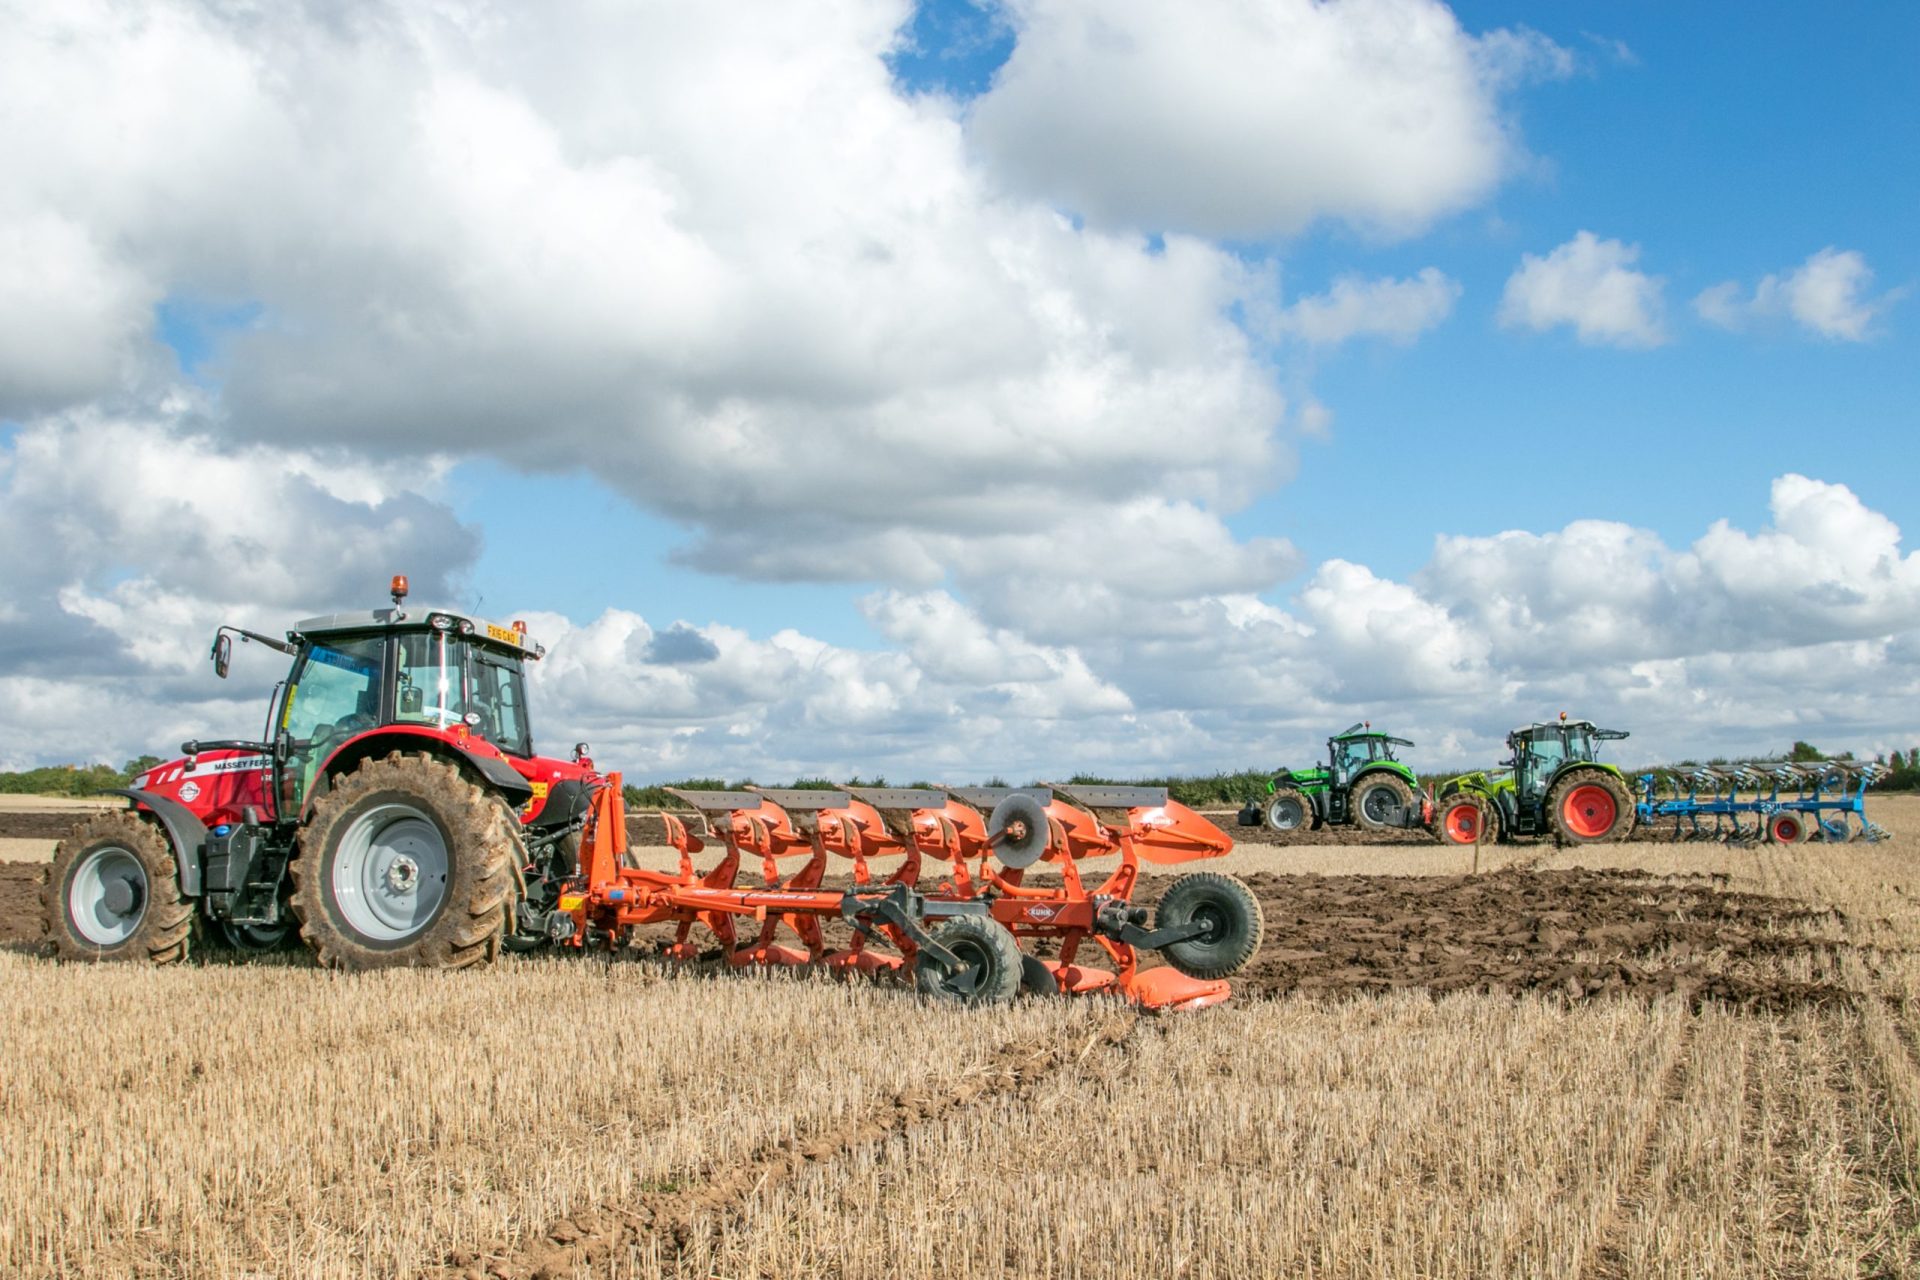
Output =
[{"x1": 1635, "y1": 761, "x2": 1888, "y2": 845}]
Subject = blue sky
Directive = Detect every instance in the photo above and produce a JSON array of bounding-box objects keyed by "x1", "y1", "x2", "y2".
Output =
[
  {"x1": 432, "y1": 1, "x2": 1918, "y2": 634},
  {"x1": 4, "y1": 0, "x2": 1917, "y2": 778}
]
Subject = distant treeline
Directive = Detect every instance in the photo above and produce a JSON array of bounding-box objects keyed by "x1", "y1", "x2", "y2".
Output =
[
  {"x1": 0, "y1": 757, "x2": 162, "y2": 797},
  {"x1": 623, "y1": 740, "x2": 1920, "y2": 810},
  {"x1": 4, "y1": 740, "x2": 1912, "y2": 803}
]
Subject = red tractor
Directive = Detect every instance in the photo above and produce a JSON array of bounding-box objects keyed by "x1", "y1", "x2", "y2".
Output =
[{"x1": 43, "y1": 576, "x2": 596, "y2": 968}]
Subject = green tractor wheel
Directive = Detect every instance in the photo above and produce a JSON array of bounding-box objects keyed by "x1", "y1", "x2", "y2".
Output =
[
  {"x1": 1265, "y1": 787, "x2": 1310, "y2": 833},
  {"x1": 1352, "y1": 773, "x2": 1416, "y2": 830}
]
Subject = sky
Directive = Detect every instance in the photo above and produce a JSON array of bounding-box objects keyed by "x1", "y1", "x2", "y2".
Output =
[{"x1": 1, "y1": 0, "x2": 1916, "y2": 782}]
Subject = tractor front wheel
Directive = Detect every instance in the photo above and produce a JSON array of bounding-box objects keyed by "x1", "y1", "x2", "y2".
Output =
[
  {"x1": 42, "y1": 812, "x2": 194, "y2": 963},
  {"x1": 1435, "y1": 794, "x2": 1488, "y2": 846},
  {"x1": 1547, "y1": 771, "x2": 1635, "y2": 844},
  {"x1": 290, "y1": 752, "x2": 515, "y2": 970},
  {"x1": 1265, "y1": 787, "x2": 1310, "y2": 833},
  {"x1": 1353, "y1": 774, "x2": 1416, "y2": 830}
]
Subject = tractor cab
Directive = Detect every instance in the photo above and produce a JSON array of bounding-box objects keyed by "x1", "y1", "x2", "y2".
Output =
[
  {"x1": 1327, "y1": 723, "x2": 1412, "y2": 787},
  {"x1": 271, "y1": 604, "x2": 541, "y2": 811},
  {"x1": 1504, "y1": 717, "x2": 1628, "y2": 806}
]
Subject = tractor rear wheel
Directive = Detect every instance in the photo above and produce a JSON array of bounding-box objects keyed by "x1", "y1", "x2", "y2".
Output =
[
  {"x1": 1547, "y1": 771, "x2": 1635, "y2": 844},
  {"x1": 290, "y1": 752, "x2": 514, "y2": 970},
  {"x1": 1353, "y1": 773, "x2": 1416, "y2": 830},
  {"x1": 1155, "y1": 872, "x2": 1264, "y2": 979},
  {"x1": 1265, "y1": 787, "x2": 1310, "y2": 833},
  {"x1": 1435, "y1": 793, "x2": 1489, "y2": 846},
  {"x1": 42, "y1": 812, "x2": 194, "y2": 964},
  {"x1": 914, "y1": 915, "x2": 1023, "y2": 1005}
]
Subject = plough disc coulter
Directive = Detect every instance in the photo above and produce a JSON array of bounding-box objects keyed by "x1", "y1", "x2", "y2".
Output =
[
  {"x1": 1634, "y1": 760, "x2": 1889, "y2": 844},
  {"x1": 554, "y1": 778, "x2": 1264, "y2": 1011}
]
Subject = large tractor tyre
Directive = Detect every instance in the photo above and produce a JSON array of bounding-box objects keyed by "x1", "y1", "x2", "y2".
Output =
[
  {"x1": 290, "y1": 752, "x2": 514, "y2": 971},
  {"x1": 1352, "y1": 773, "x2": 1417, "y2": 831},
  {"x1": 1155, "y1": 872, "x2": 1264, "y2": 980},
  {"x1": 1264, "y1": 787, "x2": 1311, "y2": 834},
  {"x1": 42, "y1": 811, "x2": 195, "y2": 964},
  {"x1": 1434, "y1": 793, "x2": 1490, "y2": 846},
  {"x1": 914, "y1": 915, "x2": 1024, "y2": 1006},
  {"x1": 1547, "y1": 771, "x2": 1635, "y2": 844}
]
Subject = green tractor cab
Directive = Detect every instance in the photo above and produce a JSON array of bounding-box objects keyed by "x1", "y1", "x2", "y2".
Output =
[
  {"x1": 1237, "y1": 724, "x2": 1428, "y2": 834},
  {"x1": 1433, "y1": 716, "x2": 1634, "y2": 845}
]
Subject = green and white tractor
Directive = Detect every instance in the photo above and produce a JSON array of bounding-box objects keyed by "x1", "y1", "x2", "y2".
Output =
[{"x1": 1432, "y1": 715, "x2": 1636, "y2": 845}]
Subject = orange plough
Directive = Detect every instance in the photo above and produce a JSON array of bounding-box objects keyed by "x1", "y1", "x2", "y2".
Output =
[{"x1": 555, "y1": 776, "x2": 1264, "y2": 1010}]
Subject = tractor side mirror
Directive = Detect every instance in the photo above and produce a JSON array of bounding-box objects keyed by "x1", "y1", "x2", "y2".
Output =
[
  {"x1": 211, "y1": 633, "x2": 232, "y2": 679},
  {"x1": 399, "y1": 686, "x2": 424, "y2": 715}
]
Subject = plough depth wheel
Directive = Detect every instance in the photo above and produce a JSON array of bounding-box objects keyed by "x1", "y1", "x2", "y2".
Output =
[
  {"x1": 1154, "y1": 873, "x2": 1263, "y2": 980},
  {"x1": 914, "y1": 915, "x2": 1023, "y2": 1006},
  {"x1": 1548, "y1": 771, "x2": 1634, "y2": 843},
  {"x1": 1767, "y1": 812, "x2": 1808, "y2": 844}
]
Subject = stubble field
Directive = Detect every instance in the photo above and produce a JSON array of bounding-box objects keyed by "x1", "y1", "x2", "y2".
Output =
[{"x1": 1, "y1": 798, "x2": 1917, "y2": 1278}]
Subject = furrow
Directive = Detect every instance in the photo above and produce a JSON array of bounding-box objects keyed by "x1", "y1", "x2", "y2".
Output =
[{"x1": 1574, "y1": 1011, "x2": 1699, "y2": 1280}]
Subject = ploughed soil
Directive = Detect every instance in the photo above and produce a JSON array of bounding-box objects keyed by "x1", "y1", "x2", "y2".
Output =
[
  {"x1": 0, "y1": 811, "x2": 90, "y2": 840},
  {"x1": 1215, "y1": 868, "x2": 1853, "y2": 1012},
  {"x1": 1217, "y1": 815, "x2": 1441, "y2": 847},
  {"x1": 1, "y1": 854, "x2": 1853, "y2": 1012}
]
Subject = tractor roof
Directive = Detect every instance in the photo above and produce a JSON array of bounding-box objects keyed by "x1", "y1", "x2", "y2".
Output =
[
  {"x1": 1509, "y1": 719, "x2": 1628, "y2": 740},
  {"x1": 1330, "y1": 722, "x2": 1414, "y2": 747},
  {"x1": 290, "y1": 606, "x2": 546, "y2": 659}
]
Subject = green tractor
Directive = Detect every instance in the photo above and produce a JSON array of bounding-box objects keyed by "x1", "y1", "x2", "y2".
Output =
[
  {"x1": 1238, "y1": 724, "x2": 1428, "y2": 834},
  {"x1": 1432, "y1": 715, "x2": 1636, "y2": 846}
]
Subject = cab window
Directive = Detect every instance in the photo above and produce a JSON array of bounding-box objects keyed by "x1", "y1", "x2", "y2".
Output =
[
  {"x1": 283, "y1": 637, "x2": 383, "y2": 743},
  {"x1": 470, "y1": 650, "x2": 531, "y2": 756},
  {"x1": 394, "y1": 631, "x2": 467, "y2": 730}
]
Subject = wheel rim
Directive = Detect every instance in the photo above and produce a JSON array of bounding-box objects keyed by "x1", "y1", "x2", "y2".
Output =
[
  {"x1": 1361, "y1": 785, "x2": 1405, "y2": 825},
  {"x1": 68, "y1": 846, "x2": 148, "y2": 945},
  {"x1": 1443, "y1": 804, "x2": 1480, "y2": 844},
  {"x1": 1267, "y1": 797, "x2": 1304, "y2": 831},
  {"x1": 933, "y1": 937, "x2": 993, "y2": 997},
  {"x1": 330, "y1": 802, "x2": 451, "y2": 943},
  {"x1": 1774, "y1": 815, "x2": 1801, "y2": 842},
  {"x1": 1188, "y1": 901, "x2": 1225, "y2": 945},
  {"x1": 1562, "y1": 785, "x2": 1617, "y2": 839}
]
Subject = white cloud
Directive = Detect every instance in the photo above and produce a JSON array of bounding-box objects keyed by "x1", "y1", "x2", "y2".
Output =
[
  {"x1": 1499, "y1": 230, "x2": 1667, "y2": 347},
  {"x1": 1695, "y1": 247, "x2": 1900, "y2": 341},
  {"x1": 4, "y1": 437, "x2": 1917, "y2": 779},
  {"x1": 0, "y1": 410, "x2": 480, "y2": 770},
  {"x1": 966, "y1": 0, "x2": 1566, "y2": 239},
  {"x1": 0, "y1": 0, "x2": 1287, "y2": 598},
  {"x1": 1274, "y1": 268, "x2": 1461, "y2": 346}
]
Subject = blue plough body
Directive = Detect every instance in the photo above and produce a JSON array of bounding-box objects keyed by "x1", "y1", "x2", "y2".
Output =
[{"x1": 1634, "y1": 761, "x2": 1888, "y2": 844}]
